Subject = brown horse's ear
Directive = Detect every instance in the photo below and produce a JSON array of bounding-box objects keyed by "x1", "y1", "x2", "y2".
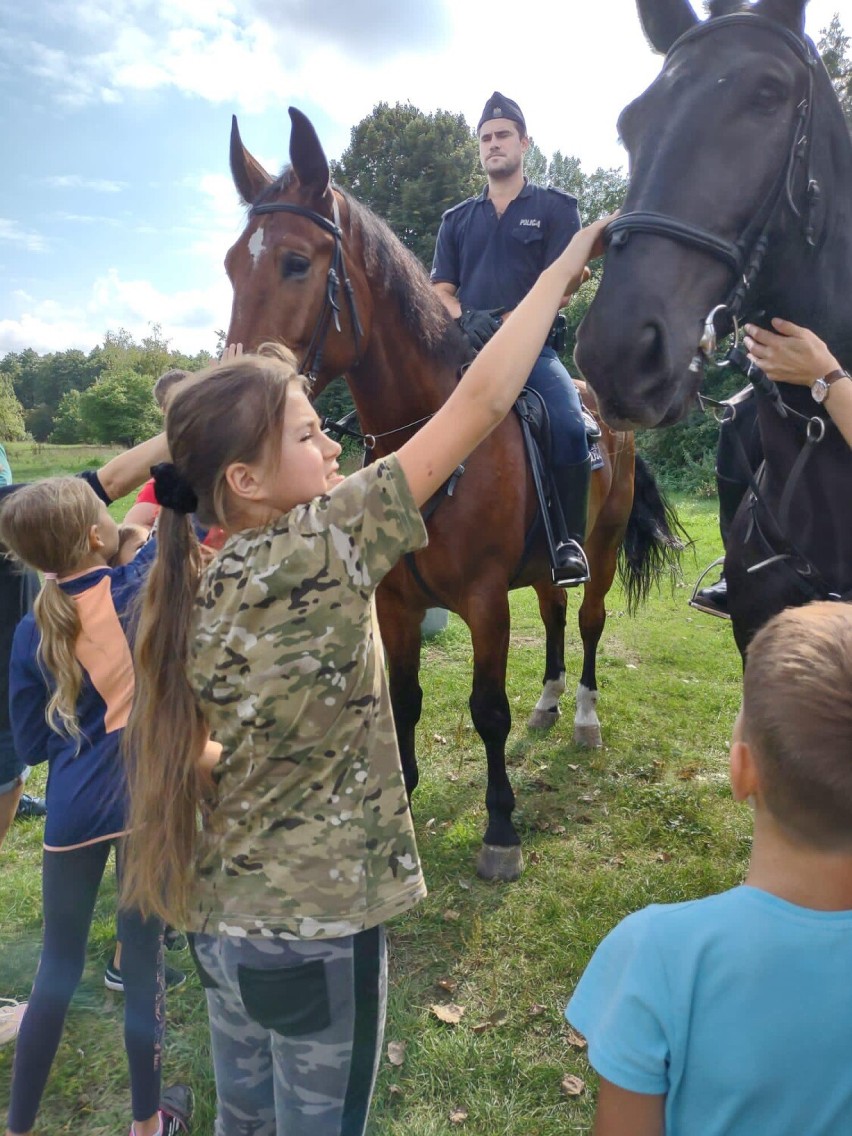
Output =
[
  {"x1": 288, "y1": 107, "x2": 331, "y2": 197},
  {"x1": 636, "y1": 0, "x2": 698, "y2": 53},
  {"x1": 230, "y1": 116, "x2": 273, "y2": 205},
  {"x1": 752, "y1": 0, "x2": 807, "y2": 35}
]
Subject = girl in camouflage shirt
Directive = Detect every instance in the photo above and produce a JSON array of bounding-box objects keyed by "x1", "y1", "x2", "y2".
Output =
[{"x1": 121, "y1": 215, "x2": 609, "y2": 1136}]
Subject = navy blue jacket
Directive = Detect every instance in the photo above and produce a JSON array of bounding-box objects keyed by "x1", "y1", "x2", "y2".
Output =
[{"x1": 431, "y1": 180, "x2": 580, "y2": 312}]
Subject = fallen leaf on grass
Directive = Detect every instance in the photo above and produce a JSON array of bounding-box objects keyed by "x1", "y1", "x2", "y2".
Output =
[
  {"x1": 447, "y1": 772, "x2": 459, "y2": 782},
  {"x1": 565, "y1": 1027, "x2": 587, "y2": 1049},
  {"x1": 528, "y1": 849, "x2": 541, "y2": 865},
  {"x1": 560, "y1": 1074, "x2": 586, "y2": 1097},
  {"x1": 566, "y1": 763, "x2": 579, "y2": 772},
  {"x1": 388, "y1": 1084, "x2": 403, "y2": 1097},
  {"x1": 472, "y1": 1008, "x2": 509, "y2": 1032},
  {"x1": 655, "y1": 851, "x2": 673, "y2": 863},
  {"x1": 458, "y1": 879, "x2": 471, "y2": 891},
  {"x1": 433, "y1": 733, "x2": 447, "y2": 744},
  {"x1": 425, "y1": 817, "x2": 437, "y2": 830},
  {"x1": 529, "y1": 1003, "x2": 547, "y2": 1017},
  {"x1": 443, "y1": 909, "x2": 461, "y2": 922},
  {"x1": 387, "y1": 1040, "x2": 406, "y2": 1066},
  {"x1": 431, "y1": 1002, "x2": 465, "y2": 1025},
  {"x1": 449, "y1": 1107, "x2": 469, "y2": 1124},
  {"x1": 552, "y1": 824, "x2": 567, "y2": 835},
  {"x1": 436, "y1": 976, "x2": 458, "y2": 993}
]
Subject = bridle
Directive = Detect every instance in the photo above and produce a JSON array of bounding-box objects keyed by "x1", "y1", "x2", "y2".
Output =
[
  {"x1": 604, "y1": 13, "x2": 820, "y2": 363},
  {"x1": 250, "y1": 192, "x2": 365, "y2": 378}
]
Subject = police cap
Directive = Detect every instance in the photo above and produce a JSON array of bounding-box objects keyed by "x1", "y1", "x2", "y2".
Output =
[{"x1": 476, "y1": 92, "x2": 526, "y2": 137}]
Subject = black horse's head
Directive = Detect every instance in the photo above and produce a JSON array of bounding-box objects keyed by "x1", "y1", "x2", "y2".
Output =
[{"x1": 576, "y1": 0, "x2": 851, "y2": 428}]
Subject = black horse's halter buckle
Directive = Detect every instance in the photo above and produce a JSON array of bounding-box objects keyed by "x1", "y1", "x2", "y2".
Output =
[{"x1": 249, "y1": 193, "x2": 364, "y2": 378}]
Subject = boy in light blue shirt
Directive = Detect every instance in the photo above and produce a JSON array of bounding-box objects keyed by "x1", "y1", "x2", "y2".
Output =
[{"x1": 566, "y1": 601, "x2": 852, "y2": 1136}]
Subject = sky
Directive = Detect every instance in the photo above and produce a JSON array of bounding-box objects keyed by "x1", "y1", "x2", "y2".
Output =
[{"x1": 0, "y1": 0, "x2": 845, "y2": 358}]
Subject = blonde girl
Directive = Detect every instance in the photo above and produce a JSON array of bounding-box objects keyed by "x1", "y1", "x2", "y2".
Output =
[
  {"x1": 122, "y1": 216, "x2": 610, "y2": 1136},
  {"x1": 1, "y1": 476, "x2": 191, "y2": 1136}
]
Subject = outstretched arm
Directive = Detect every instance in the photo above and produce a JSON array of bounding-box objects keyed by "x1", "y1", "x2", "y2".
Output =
[
  {"x1": 398, "y1": 215, "x2": 611, "y2": 507},
  {"x1": 745, "y1": 319, "x2": 852, "y2": 448}
]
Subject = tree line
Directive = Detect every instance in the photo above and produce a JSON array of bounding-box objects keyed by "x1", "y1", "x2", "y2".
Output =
[{"x1": 3, "y1": 13, "x2": 849, "y2": 490}]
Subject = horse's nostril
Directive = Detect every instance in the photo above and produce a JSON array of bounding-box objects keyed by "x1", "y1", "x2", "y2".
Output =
[{"x1": 637, "y1": 321, "x2": 667, "y2": 375}]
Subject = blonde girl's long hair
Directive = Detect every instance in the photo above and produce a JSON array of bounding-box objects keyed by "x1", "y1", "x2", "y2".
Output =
[
  {"x1": 0, "y1": 478, "x2": 102, "y2": 746},
  {"x1": 122, "y1": 343, "x2": 302, "y2": 926}
]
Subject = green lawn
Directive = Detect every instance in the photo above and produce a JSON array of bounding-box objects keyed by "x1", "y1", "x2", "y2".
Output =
[{"x1": 0, "y1": 457, "x2": 746, "y2": 1135}]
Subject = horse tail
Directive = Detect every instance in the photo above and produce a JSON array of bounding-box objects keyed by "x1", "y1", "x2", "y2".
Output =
[{"x1": 618, "y1": 454, "x2": 688, "y2": 614}]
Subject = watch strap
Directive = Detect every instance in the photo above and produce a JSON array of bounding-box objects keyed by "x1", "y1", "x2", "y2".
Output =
[{"x1": 824, "y1": 368, "x2": 850, "y2": 384}]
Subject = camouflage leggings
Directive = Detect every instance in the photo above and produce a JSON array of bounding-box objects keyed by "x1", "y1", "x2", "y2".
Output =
[{"x1": 190, "y1": 926, "x2": 386, "y2": 1136}]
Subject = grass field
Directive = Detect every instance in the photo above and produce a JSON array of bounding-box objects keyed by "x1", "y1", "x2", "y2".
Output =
[{"x1": 0, "y1": 448, "x2": 746, "y2": 1135}]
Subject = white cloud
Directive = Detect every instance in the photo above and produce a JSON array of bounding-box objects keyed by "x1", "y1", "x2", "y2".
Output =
[
  {"x1": 0, "y1": 269, "x2": 232, "y2": 355},
  {"x1": 0, "y1": 219, "x2": 48, "y2": 254},
  {"x1": 42, "y1": 175, "x2": 127, "y2": 192}
]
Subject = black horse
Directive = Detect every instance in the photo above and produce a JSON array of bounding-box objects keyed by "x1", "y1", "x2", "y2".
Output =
[{"x1": 575, "y1": 0, "x2": 852, "y2": 656}]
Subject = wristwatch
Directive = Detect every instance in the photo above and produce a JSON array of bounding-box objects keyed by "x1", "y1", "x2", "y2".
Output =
[{"x1": 811, "y1": 367, "x2": 850, "y2": 404}]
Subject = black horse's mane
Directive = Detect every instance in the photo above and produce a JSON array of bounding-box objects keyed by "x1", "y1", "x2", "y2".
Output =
[{"x1": 256, "y1": 167, "x2": 467, "y2": 372}]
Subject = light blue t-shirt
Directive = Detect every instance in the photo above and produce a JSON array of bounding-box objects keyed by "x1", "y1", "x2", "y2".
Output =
[{"x1": 566, "y1": 885, "x2": 852, "y2": 1136}]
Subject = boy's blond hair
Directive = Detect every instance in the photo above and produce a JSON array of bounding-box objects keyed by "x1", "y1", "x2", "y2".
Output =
[{"x1": 742, "y1": 602, "x2": 852, "y2": 851}]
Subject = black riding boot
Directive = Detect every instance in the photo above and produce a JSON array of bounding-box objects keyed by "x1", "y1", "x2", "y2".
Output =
[{"x1": 550, "y1": 456, "x2": 592, "y2": 587}]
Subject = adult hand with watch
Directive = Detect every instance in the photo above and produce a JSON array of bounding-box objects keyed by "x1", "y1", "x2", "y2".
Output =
[{"x1": 744, "y1": 318, "x2": 852, "y2": 448}]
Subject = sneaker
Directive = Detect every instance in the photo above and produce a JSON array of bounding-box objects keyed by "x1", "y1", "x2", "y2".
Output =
[
  {"x1": 689, "y1": 576, "x2": 730, "y2": 619},
  {"x1": 0, "y1": 999, "x2": 26, "y2": 1046},
  {"x1": 15, "y1": 794, "x2": 47, "y2": 820},
  {"x1": 128, "y1": 1084, "x2": 194, "y2": 1135},
  {"x1": 160, "y1": 1084, "x2": 194, "y2": 1135},
  {"x1": 105, "y1": 962, "x2": 187, "y2": 994},
  {"x1": 163, "y1": 925, "x2": 187, "y2": 953}
]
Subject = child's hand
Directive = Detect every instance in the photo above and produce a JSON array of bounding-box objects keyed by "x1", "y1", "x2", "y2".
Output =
[
  {"x1": 558, "y1": 212, "x2": 618, "y2": 301},
  {"x1": 218, "y1": 342, "x2": 243, "y2": 363}
]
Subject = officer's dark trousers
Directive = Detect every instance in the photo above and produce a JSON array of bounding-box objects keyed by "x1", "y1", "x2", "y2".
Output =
[{"x1": 526, "y1": 347, "x2": 588, "y2": 466}]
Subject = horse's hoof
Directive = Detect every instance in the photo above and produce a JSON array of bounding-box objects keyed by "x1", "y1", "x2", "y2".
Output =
[
  {"x1": 527, "y1": 707, "x2": 559, "y2": 730},
  {"x1": 476, "y1": 843, "x2": 524, "y2": 881},
  {"x1": 573, "y1": 723, "x2": 602, "y2": 748}
]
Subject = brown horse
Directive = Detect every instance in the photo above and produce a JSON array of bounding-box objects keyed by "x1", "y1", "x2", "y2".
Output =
[{"x1": 224, "y1": 107, "x2": 683, "y2": 879}]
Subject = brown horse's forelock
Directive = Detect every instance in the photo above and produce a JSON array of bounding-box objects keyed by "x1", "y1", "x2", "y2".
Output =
[{"x1": 250, "y1": 166, "x2": 466, "y2": 372}]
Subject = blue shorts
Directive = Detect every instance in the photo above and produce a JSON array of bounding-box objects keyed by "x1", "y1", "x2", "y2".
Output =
[{"x1": 0, "y1": 729, "x2": 28, "y2": 798}]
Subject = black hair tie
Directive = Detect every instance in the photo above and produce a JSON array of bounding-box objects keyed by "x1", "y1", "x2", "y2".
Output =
[{"x1": 151, "y1": 462, "x2": 198, "y2": 515}]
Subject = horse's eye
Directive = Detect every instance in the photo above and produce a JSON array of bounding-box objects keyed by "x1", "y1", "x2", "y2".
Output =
[
  {"x1": 752, "y1": 81, "x2": 785, "y2": 112},
  {"x1": 282, "y1": 253, "x2": 310, "y2": 279}
]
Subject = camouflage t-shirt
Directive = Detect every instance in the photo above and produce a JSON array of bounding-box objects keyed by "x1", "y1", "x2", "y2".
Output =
[{"x1": 187, "y1": 455, "x2": 428, "y2": 939}]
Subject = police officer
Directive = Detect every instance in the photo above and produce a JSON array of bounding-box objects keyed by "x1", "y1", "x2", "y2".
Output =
[{"x1": 431, "y1": 91, "x2": 591, "y2": 586}]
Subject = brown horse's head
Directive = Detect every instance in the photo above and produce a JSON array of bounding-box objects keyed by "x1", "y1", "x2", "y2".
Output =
[
  {"x1": 225, "y1": 108, "x2": 371, "y2": 388},
  {"x1": 575, "y1": 0, "x2": 843, "y2": 428}
]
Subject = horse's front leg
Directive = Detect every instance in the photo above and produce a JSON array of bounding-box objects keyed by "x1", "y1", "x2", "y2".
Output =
[
  {"x1": 461, "y1": 588, "x2": 521, "y2": 881},
  {"x1": 527, "y1": 581, "x2": 567, "y2": 730},
  {"x1": 376, "y1": 581, "x2": 425, "y2": 801}
]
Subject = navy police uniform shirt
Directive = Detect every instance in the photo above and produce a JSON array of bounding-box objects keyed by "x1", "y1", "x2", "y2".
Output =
[{"x1": 430, "y1": 180, "x2": 581, "y2": 313}]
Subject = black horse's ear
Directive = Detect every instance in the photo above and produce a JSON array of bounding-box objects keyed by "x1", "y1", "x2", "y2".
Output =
[
  {"x1": 636, "y1": 0, "x2": 699, "y2": 53},
  {"x1": 752, "y1": 0, "x2": 807, "y2": 35},
  {"x1": 230, "y1": 116, "x2": 273, "y2": 205},
  {"x1": 289, "y1": 107, "x2": 331, "y2": 196}
]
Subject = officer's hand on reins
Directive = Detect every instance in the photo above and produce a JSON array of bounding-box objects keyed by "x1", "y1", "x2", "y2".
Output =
[{"x1": 458, "y1": 308, "x2": 505, "y2": 352}]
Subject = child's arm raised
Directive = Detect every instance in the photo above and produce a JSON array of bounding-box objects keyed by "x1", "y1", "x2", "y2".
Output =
[
  {"x1": 96, "y1": 433, "x2": 170, "y2": 503},
  {"x1": 397, "y1": 215, "x2": 611, "y2": 508},
  {"x1": 593, "y1": 1079, "x2": 665, "y2": 1136}
]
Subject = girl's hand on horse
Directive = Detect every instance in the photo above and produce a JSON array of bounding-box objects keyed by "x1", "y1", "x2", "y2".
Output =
[
  {"x1": 744, "y1": 320, "x2": 841, "y2": 386},
  {"x1": 556, "y1": 213, "x2": 616, "y2": 304},
  {"x1": 219, "y1": 342, "x2": 243, "y2": 363}
]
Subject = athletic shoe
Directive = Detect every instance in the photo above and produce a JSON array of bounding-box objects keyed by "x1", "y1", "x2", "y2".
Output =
[
  {"x1": 15, "y1": 794, "x2": 46, "y2": 819},
  {"x1": 163, "y1": 925, "x2": 187, "y2": 952},
  {"x1": 0, "y1": 999, "x2": 27, "y2": 1046},
  {"x1": 105, "y1": 962, "x2": 187, "y2": 994},
  {"x1": 128, "y1": 1084, "x2": 194, "y2": 1135}
]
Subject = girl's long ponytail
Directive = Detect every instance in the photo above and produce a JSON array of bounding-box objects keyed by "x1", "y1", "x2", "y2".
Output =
[{"x1": 122, "y1": 507, "x2": 207, "y2": 926}]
